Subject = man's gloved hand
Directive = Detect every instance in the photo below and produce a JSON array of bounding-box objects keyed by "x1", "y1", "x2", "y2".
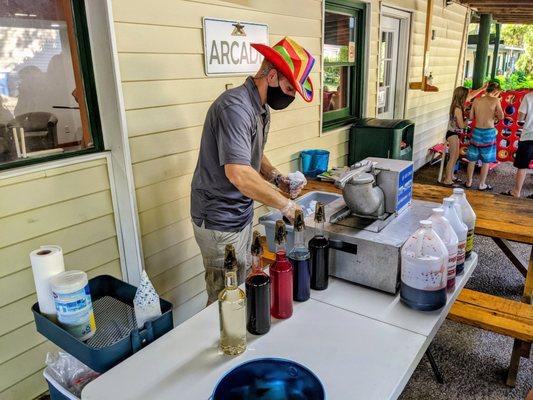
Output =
[
  {"x1": 272, "y1": 171, "x2": 307, "y2": 199},
  {"x1": 280, "y1": 199, "x2": 302, "y2": 224}
]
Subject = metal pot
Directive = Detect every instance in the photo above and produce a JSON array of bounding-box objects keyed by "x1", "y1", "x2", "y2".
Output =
[{"x1": 342, "y1": 172, "x2": 385, "y2": 217}]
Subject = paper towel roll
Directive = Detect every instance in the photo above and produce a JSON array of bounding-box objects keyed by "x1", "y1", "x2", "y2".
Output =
[{"x1": 30, "y1": 245, "x2": 65, "y2": 319}]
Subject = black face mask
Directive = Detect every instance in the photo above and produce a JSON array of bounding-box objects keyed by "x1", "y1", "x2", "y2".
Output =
[{"x1": 266, "y1": 84, "x2": 295, "y2": 110}]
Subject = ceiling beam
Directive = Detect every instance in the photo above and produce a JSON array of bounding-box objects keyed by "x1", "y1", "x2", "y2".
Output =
[
  {"x1": 492, "y1": 19, "x2": 533, "y2": 24},
  {"x1": 461, "y1": 0, "x2": 533, "y2": 4},
  {"x1": 477, "y1": 10, "x2": 533, "y2": 14},
  {"x1": 466, "y1": 4, "x2": 533, "y2": 9}
]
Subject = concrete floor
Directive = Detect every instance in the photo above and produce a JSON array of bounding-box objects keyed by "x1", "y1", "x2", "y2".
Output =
[{"x1": 401, "y1": 162, "x2": 532, "y2": 399}]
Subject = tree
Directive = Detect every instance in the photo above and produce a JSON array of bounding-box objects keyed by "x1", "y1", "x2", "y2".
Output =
[{"x1": 501, "y1": 24, "x2": 533, "y2": 75}]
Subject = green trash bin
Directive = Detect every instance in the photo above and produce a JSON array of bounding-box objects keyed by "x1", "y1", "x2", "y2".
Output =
[{"x1": 348, "y1": 118, "x2": 414, "y2": 165}]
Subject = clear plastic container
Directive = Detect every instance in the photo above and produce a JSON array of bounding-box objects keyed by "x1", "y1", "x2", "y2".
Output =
[
  {"x1": 442, "y1": 197, "x2": 468, "y2": 275},
  {"x1": 401, "y1": 220, "x2": 448, "y2": 311},
  {"x1": 429, "y1": 208, "x2": 459, "y2": 293},
  {"x1": 452, "y1": 188, "x2": 476, "y2": 259},
  {"x1": 50, "y1": 271, "x2": 96, "y2": 341}
]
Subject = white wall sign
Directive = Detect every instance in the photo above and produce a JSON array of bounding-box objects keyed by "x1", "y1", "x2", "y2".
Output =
[{"x1": 203, "y1": 18, "x2": 268, "y2": 76}]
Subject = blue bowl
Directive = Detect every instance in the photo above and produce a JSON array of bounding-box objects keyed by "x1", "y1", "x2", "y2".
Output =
[
  {"x1": 301, "y1": 149, "x2": 330, "y2": 178},
  {"x1": 211, "y1": 358, "x2": 326, "y2": 400}
]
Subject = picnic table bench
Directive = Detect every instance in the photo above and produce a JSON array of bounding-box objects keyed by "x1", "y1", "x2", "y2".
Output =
[{"x1": 300, "y1": 180, "x2": 533, "y2": 386}]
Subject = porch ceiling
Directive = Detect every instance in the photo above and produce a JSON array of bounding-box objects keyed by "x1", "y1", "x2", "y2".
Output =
[{"x1": 458, "y1": 0, "x2": 533, "y2": 24}]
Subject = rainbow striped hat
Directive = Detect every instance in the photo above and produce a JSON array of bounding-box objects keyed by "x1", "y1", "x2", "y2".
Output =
[{"x1": 251, "y1": 37, "x2": 315, "y2": 103}]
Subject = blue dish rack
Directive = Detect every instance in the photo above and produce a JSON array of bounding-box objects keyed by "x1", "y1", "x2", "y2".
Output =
[{"x1": 33, "y1": 274, "x2": 174, "y2": 399}]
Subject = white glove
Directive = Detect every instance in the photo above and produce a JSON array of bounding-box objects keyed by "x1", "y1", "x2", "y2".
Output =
[
  {"x1": 273, "y1": 171, "x2": 307, "y2": 199},
  {"x1": 280, "y1": 199, "x2": 302, "y2": 224},
  {"x1": 287, "y1": 171, "x2": 307, "y2": 198}
]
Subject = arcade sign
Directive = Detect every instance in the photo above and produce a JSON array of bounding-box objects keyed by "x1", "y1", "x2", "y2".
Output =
[{"x1": 203, "y1": 18, "x2": 268, "y2": 76}]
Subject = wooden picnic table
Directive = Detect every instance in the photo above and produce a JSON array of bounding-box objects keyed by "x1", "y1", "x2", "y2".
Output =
[{"x1": 301, "y1": 179, "x2": 533, "y2": 386}]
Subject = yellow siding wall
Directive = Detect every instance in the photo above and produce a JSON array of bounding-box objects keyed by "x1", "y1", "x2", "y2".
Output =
[
  {"x1": 111, "y1": 0, "x2": 349, "y2": 323},
  {"x1": 0, "y1": 157, "x2": 122, "y2": 400},
  {"x1": 365, "y1": 0, "x2": 469, "y2": 169}
]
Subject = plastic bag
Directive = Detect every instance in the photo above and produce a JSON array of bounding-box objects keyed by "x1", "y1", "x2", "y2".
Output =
[
  {"x1": 133, "y1": 270, "x2": 162, "y2": 328},
  {"x1": 287, "y1": 171, "x2": 307, "y2": 198},
  {"x1": 45, "y1": 351, "x2": 99, "y2": 397}
]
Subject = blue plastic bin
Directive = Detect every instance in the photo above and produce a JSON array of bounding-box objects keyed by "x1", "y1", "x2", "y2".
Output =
[
  {"x1": 301, "y1": 149, "x2": 330, "y2": 177},
  {"x1": 211, "y1": 358, "x2": 326, "y2": 400}
]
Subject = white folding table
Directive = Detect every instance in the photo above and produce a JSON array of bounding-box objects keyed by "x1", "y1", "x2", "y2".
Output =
[{"x1": 82, "y1": 253, "x2": 477, "y2": 400}]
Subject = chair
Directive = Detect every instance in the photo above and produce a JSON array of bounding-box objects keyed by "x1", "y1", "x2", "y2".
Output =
[{"x1": 7, "y1": 112, "x2": 59, "y2": 153}]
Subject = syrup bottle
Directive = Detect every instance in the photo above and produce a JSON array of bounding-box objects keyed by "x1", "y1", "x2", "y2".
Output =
[
  {"x1": 245, "y1": 231, "x2": 271, "y2": 335},
  {"x1": 400, "y1": 220, "x2": 448, "y2": 311},
  {"x1": 289, "y1": 209, "x2": 311, "y2": 302},
  {"x1": 218, "y1": 244, "x2": 246, "y2": 355},
  {"x1": 429, "y1": 208, "x2": 459, "y2": 293},
  {"x1": 451, "y1": 188, "x2": 476, "y2": 260},
  {"x1": 442, "y1": 197, "x2": 468, "y2": 275},
  {"x1": 309, "y1": 202, "x2": 330, "y2": 290},
  {"x1": 270, "y1": 220, "x2": 293, "y2": 319}
]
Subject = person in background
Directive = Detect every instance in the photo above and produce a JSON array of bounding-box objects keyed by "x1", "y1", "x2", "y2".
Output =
[
  {"x1": 442, "y1": 84, "x2": 488, "y2": 186},
  {"x1": 191, "y1": 37, "x2": 315, "y2": 304},
  {"x1": 465, "y1": 81, "x2": 504, "y2": 191},
  {"x1": 502, "y1": 91, "x2": 533, "y2": 198}
]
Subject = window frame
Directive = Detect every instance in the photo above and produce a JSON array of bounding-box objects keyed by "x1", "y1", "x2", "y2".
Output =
[
  {"x1": 323, "y1": 0, "x2": 366, "y2": 132},
  {"x1": 0, "y1": 0, "x2": 104, "y2": 171}
]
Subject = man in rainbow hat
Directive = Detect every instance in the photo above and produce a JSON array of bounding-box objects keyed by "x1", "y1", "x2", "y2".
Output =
[{"x1": 191, "y1": 37, "x2": 315, "y2": 303}]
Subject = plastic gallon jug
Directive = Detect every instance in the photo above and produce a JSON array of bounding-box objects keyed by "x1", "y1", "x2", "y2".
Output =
[
  {"x1": 442, "y1": 197, "x2": 468, "y2": 275},
  {"x1": 429, "y1": 208, "x2": 459, "y2": 293},
  {"x1": 452, "y1": 188, "x2": 476, "y2": 259},
  {"x1": 400, "y1": 220, "x2": 448, "y2": 311},
  {"x1": 50, "y1": 270, "x2": 96, "y2": 341}
]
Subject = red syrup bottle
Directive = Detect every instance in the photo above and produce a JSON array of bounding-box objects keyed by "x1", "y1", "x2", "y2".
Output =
[{"x1": 270, "y1": 220, "x2": 293, "y2": 319}]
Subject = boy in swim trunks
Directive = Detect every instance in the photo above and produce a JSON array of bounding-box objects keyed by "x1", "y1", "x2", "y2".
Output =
[{"x1": 465, "y1": 81, "x2": 504, "y2": 191}]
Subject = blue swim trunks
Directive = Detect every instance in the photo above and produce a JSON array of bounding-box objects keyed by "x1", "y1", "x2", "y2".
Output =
[{"x1": 467, "y1": 127, "x2": 497, "y2": 163}]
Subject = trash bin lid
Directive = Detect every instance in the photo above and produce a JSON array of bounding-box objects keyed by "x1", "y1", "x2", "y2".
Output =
[{"x1": 354, "y1": 118, "x2": 413, "y2": 129}]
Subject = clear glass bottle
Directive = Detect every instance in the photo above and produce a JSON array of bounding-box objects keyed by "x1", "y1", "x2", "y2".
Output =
[
  {"x1": 218, "y1": 244, "x2": 246, "y2": 355},
  {"x1": 270, "y1": 220, "x2": 293, "y2": 319},
  {"x1": 288, "y1": 209, "x2": 311, "y2": 302},
  {"x1": 452, "y1": 188, "x2": 476, "y2": 259},
  {"x1": 400, "y1": 220, "x2": 448, "y2": 311},
  {"x1": 442, "y1": 197, "x2": 468, "y2": 275},
  {"x1": 309, "y1": 202, "x2": 330, "y2": 290},
  {"x1": 245, "y1": 231, "x2": 271, "y2": 335}
]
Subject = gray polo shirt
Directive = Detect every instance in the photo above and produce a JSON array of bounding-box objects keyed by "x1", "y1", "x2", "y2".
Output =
[{"x1": 191, "y1": 77, "x2": 270, "y2": 232}]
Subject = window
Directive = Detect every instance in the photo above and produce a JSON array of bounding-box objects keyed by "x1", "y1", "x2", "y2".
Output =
[
  {"x1": 465, "y1": 60, "x2": 470, "y2": 79},
  {"x1": 378, "y1": 30, "x2": 395, "y2": 116},
  {"x1": 323, "y1": 1, "x2": 365, "y2": 130},
  {"x1": 0, "y1": 0, "x2": 102, "y2": 170}
]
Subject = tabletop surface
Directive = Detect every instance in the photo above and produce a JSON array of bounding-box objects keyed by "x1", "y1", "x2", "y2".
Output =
[
  {"x1": 82, "y1": 256, "x2": 477, "y2": 400},
  {"x1": 303, "y1": 180, "x2": 533, "y2": 245}
]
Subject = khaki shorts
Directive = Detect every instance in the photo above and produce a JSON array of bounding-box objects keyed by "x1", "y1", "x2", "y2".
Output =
[{"x1": 193, "y1": 222, "x2": 253, "y2": 303}]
